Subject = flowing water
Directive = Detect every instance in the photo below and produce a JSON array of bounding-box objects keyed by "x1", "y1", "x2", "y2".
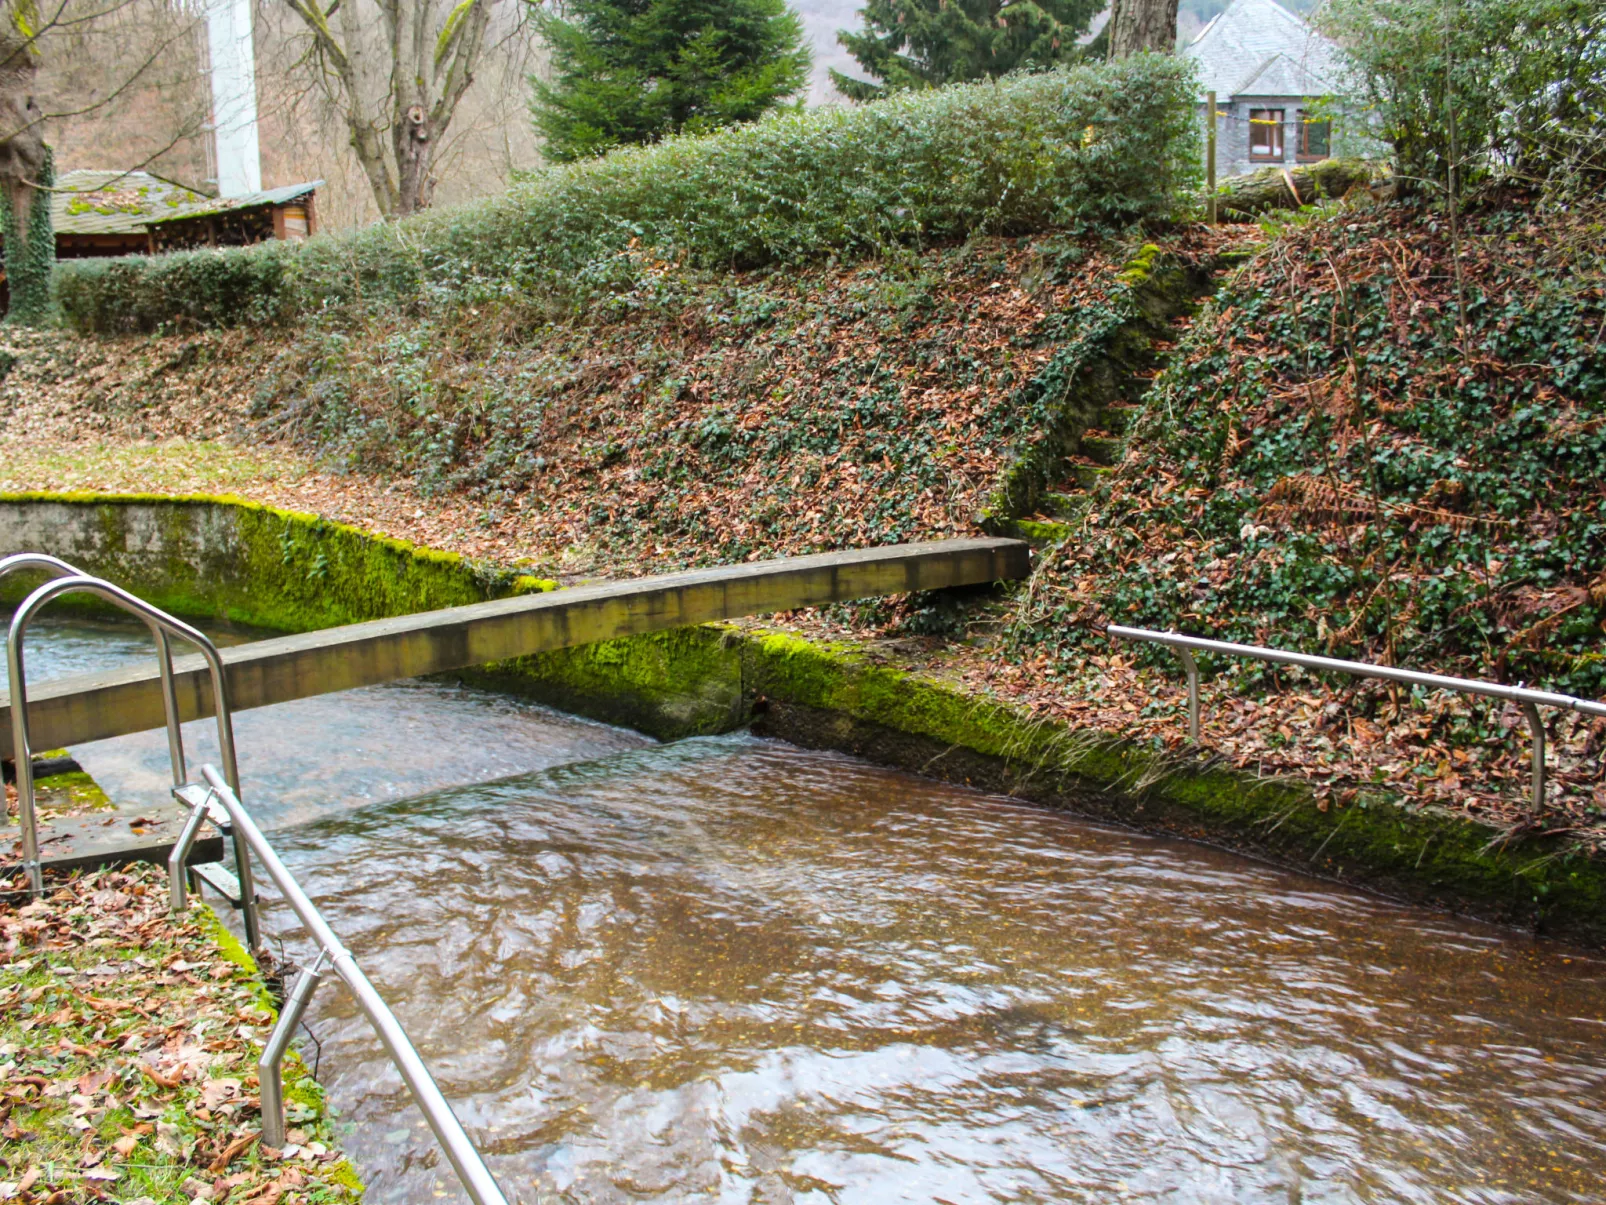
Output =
[{"x1": 11, "y1": 615, "x2": 1606, "y2": 1203}]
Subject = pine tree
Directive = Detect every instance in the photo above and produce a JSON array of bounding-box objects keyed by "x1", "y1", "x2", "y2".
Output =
[
  {"x1": 532, "y1": 0, "x2": 812, "y2": 162},
  {"x1": 832, "y1": 0, "x2": 1101, "y2": 100}
]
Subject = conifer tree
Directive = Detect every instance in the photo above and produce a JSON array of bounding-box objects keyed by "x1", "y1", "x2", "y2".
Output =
[
  {"x1": 832, "y1": 0, "x2": 1100, "y2": 100},
  {"x1": 532, "y1": 0, "x2": 812, "y2": 162}
]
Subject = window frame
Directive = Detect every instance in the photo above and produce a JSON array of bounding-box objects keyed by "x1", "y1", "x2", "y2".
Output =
[
  {"x1": 1248, "y1": 108, "x2": 1285, "y2": 162},
  {"x1": 1297, "y1": 111, "x2": 1332, "y2": 162}
]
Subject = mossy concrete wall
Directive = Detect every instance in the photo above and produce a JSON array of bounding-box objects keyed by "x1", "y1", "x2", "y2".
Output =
[
  {"x1": 476, "y1": 624, "x2": 1606, "y2": 948},
  {"x1": 0, "y1": 492, "x2": 554, "y2": 631}
]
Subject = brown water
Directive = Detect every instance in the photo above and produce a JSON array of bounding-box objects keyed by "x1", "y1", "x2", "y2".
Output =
[
  {"x1": 15, "y1": 617, "x2": 1606, "y2": 1202},
  {"x1": 266, "y1": 738, "x2": 1606, "y2": 1204}
]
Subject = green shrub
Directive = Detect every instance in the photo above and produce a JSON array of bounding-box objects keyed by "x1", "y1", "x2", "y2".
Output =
[
  {"x1": 1319, "y1": 0, "x2": 1606, "y2": 189},
  {"x1": 57, "y1": 57, "x2": 1199, "y2": 334}
]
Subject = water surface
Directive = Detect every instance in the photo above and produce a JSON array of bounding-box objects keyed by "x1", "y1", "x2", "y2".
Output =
[
  {"x1": 3, "y1": 612, "x2": 647, "y2": 828},
  {"x1": 270, "y1": 739, "x2": 1606, "y2": 1204},
  {"x1": 12, "y1": 614, "x2": 1606, "y2": 1203}
]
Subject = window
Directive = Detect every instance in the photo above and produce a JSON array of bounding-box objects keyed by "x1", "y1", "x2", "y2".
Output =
[
  {"x1": 1298, "y1": 112, "x2": 1331, "y2": 160},
  {"x1": 1249, "y1": 108, "x2": 1284, "y2": 161}
]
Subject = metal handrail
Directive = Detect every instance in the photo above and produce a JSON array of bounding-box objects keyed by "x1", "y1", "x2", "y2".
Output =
[
  {"x1": 1108, "y1": 624, "x2": 1606, "y2": 815},
  {"x1": 5, "y1": 573, "x2": 260, "y2": 947},
  {"x1": 181, "y1": 765, "x2": 511, "y2": 1205}
]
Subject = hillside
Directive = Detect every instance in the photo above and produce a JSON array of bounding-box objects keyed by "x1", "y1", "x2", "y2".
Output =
[
  {"x1": 961, "y1": 196, "x2": 1606, "y2": 837},
  {"x1": 6, "y1": 191, "x2": 1604, "y2": 848},
  {"x1": 8, "y1": 43, "x2": 1606, "y2": 854}
]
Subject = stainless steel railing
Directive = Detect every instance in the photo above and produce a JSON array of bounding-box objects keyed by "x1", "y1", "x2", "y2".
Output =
[
  {"x1": 3, "y1": 563, "x2": 260, "y2": 946},
  {"x1": 0, "y1": 557, "x2": 508, "y2": 1203},
  {"x1": 1108, "y1": 624, "x2": 1606, "y2": 815},
  {"x1": 174, "y1": 766, "x2": 511, "y2": 1205}
]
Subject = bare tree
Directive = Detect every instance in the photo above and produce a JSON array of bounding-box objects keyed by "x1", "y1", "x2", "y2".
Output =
[
  {"x1": 39, "y1": 0, "x2": 213, "y2": 188},
  {"x1": 280, "y1": 0, "x2": 510, "y2": 217},
  {"x1": 1107, "y1": 0, "x2": 1178, "y2": 56}
]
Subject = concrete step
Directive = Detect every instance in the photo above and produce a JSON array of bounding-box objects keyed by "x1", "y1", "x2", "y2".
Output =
[
  {"x1": 1066, "y1": 463, "x2": 1113, "y2": 490},
  {"x1": 1080, "y1": 434, "x2": 1124, "y2": 466},
  {"x1": 1013, "y1": 517, "x2": 1076, "y2": 545},
  {"x1": 1040, "y1": 491, "x2": 1086, "y2": 519},
  {"x1": 1098, "y1": 404, "x2": 1142, "y2": 434},
  {"x1": 38, "y1": 797, "x2": 224, "y2": 875}
]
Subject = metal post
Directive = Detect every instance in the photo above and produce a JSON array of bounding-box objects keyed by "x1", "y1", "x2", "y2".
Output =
[
  {"x1": 201, "y1": 765, "x2": 509, "y2": 1205},
  {"x1": 259, "y1": 956, "x2": 325, "y2": 1149},
  {"x1": 155, "y1": 628, "x2": 187, "y2": 785},
  {"x1": 168, "y1": 794, "x2": 212, "y2": 913},
  {"x1": 5, "y1": 574, "x2": 257, "y2": 939},
  {"x1": 5, "y1": 631, "x2": 41, "y2": 895},
  {"x1": 1521, "y1": 700, "x2": 1545, "y2": 817},
  {"x1": 0, "y1": 556, "x2": 93, "y2": 895},
  {"x1": 1175, "y1": 646, "x2": 1200, "y2": 742},
  {"x1": 1206, "y1": 92, "x2": 1218, "y2": 225}
]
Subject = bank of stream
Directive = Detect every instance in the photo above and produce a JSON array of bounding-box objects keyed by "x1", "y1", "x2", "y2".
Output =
[{"x1": 10, "y1": 613, "x2": 1606, "y2": 1203}]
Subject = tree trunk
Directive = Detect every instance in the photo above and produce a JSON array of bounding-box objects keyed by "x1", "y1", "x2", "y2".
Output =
[
  {"x1": 0, "y1": 33, "x2": 51, "y2": 324},
  {"x1": 392, "y1": 103, "x2": 435, "y2": 217},
  {"x1": 1107, "y1": 0, "x2": 1180, "y2": 57},
  {"x1": 1214, "y1": 158, "x2": 1379, "y2": 220}
]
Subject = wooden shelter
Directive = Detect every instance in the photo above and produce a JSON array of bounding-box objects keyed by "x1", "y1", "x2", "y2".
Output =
[{"x1": 51, "y1": 170, "x2": 320, "y2": 260}]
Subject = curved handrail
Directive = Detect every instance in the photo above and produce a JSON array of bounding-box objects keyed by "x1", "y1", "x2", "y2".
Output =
[
  {"x1": 197, "y1": 765, "x2": 511, "y2": 1205},
  {"x1": 6, "y1": 575, "x2": 258, "y2": 946}
]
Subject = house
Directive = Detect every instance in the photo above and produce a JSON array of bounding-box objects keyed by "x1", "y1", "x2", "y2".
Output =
[
  {"x1": 52, "y1": 170, "x2": 321, "y2": 260},
  {"x1": 1181, "y1": 0, "x2": 1349, "y2": 179}
]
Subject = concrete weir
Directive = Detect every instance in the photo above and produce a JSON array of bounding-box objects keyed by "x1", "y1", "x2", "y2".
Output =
[{"x1": 0, "y1": 538, "x2": 1029, "y2": 755}]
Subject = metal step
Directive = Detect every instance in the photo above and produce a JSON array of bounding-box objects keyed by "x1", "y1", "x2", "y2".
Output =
[
  {"x1": 174, "y1": 782, "x2": 233, "y2": 833},
  {"x1": 190, "y1": 860, "x2": 255, "y2": 910}
]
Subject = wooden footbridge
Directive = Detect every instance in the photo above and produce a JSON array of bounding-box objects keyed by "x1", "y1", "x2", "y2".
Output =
[{"x1": 1, "y1": 537, "x2": 1028, "y2": 755}]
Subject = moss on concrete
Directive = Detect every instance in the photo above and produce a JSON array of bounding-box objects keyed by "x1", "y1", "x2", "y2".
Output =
[
  {"x1": 462, "y1": 626, "x2": 746, "y2": 740},
  {"x1": 4, "y1": 491, "x2": 1601, "y2": 945},
  {"x1": 34, "y1": 767, "x2": 115, "y2": 812},
  {"x1": 0, "y1": 491, "x2": 555, "y2": 630}
]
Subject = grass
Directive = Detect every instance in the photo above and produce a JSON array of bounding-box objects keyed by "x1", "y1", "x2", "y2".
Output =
[
  {"x1": 0, "y1": 863, "x2": 362, "y2": 1203},
  {"x1": 0, "y1": 440, "x2": 308, "y2": 497}
]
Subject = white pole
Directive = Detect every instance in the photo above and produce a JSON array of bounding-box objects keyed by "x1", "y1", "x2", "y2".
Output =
[{"x1": 206, "y1": 0, "x2": 261, "y2": 197}]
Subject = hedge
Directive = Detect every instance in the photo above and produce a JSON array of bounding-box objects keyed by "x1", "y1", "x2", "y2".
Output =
[{"x1": 57, "y1": 58, "x2": 1199, "y2": 335}]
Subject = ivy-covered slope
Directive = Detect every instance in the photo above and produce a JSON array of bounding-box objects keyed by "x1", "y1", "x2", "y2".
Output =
[
  {"x1": 1026, "y1": 198, "x2": 1606, "y2": 696},
  {"x1": 979, "y1": 197, "x2": 1606, "y2": 830},
  {"x1": 245, "y1": 232, "x2": 1206, "y2": 573}
]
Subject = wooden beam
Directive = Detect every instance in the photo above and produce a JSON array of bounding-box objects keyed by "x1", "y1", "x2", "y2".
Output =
[{"x1": 0, "y1": 538, "x2": 1028, "y2": 754}]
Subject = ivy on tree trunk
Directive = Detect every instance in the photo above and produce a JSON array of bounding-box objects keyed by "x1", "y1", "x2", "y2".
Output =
[
  {"x1": 2, "y1": 142, "x2": 52, "y2": 325},
  {"x1": 0, "y1": 29, "x2": 50, "y2": 325}
]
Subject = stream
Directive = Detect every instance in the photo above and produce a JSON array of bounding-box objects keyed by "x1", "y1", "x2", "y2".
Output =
[{"x1": 9, "y1": 614, "x2": 1606, "y2": 1203}]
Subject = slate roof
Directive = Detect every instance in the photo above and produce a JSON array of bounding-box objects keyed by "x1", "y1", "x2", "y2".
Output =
[
  {"x1": 1181, "y1": 0, "x2": 1347, "y2": 99},
  {"x1": 53, "y1": 169, "x2": 320, "y2": 239}
]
